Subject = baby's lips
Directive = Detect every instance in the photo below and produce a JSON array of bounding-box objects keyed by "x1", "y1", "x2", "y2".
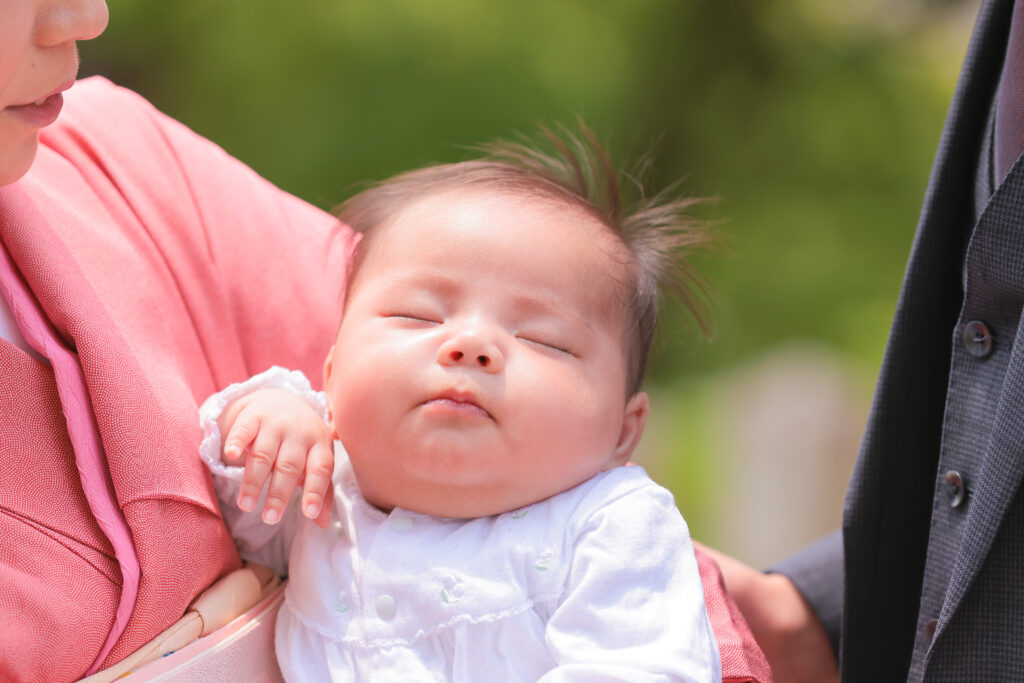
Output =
[{"x1": 421, "y1": 390, "x2": 493, "y2": 420}]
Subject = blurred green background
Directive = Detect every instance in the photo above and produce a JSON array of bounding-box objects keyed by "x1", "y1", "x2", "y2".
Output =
[{"x1": 81, "y1": 0, "x2": 979, "y2": 564}]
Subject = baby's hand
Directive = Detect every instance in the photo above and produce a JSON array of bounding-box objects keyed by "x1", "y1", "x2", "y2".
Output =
[{"x1": 218, "y1": 388, "x2": 334, "y2": 529}]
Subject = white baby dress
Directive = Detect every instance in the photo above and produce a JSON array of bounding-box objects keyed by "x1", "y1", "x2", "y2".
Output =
[{"x1": 199, "y1": 367, "x2": 720, "y2": 682}]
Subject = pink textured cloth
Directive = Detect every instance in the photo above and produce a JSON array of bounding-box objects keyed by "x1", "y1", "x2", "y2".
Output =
[
  {"x1": 0, "y1": 229, "x2": 139, "y2": 675},
  {"x1": 696, "y1": 550, "x2": 774, "y2": 683},
  {"x1": 0, "y1": 77, "x2": 355, "y2": 683}
]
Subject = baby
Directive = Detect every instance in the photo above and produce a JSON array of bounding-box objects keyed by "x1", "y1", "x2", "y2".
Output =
[{"x1": 199, "y1": 127, "x2": 721, "y2": 681}]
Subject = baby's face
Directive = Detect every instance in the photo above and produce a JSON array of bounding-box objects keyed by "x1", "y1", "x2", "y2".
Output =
[{"x1": 324, "y1": 189, "x2": 648, "y2": 518}]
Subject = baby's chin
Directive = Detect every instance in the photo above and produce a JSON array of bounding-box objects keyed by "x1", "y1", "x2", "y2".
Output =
[
  {"x1": 356, "y1": 475, "x2": 561, "y2": 520},
  {"x1": 346, "y1": 442, "x2": 593, "y2": 519},
  {"x1": 361, "y1": 489, "x2": 519, "y2": 520}
]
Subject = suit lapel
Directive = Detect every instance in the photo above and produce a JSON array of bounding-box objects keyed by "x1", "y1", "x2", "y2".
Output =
[{"x1": 841, "y1": 1, "x2": 1016, "y2": 677}]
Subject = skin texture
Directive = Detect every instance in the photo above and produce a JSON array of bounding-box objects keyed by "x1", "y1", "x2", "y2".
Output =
[
  {"x1": 222, "y1": 188, "x2": 650, "y2": 523},
  {"x1": 325, "y1": 189, "x2": 649, "y2": 518},
  {"x1": 0, "y1": 0, "x2": 108, "y2": 186},
  {"x1": 219, "y1": 388, "x2": 336, "y2": 528}
]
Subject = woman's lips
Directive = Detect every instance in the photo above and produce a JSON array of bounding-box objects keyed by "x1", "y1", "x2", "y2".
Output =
[{"x1": 6, "y1": 92, "x2": 64, "y2": 128}]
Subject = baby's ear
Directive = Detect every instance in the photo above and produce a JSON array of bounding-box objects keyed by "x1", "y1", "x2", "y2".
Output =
[
  {"x1": 607, "y1": 391, "x2": 649, "y2": 469},
  {"x1": 322, "y1": 346, "x2": 335, "y2": 390},
  {"x1": 322, "y1": 347, "x2": 340, "y2": 441}
]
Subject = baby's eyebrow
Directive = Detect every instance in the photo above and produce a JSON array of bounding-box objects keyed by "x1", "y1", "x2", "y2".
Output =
[
  {"x1": 509, "y1": 293, "x2": 594, "y2": 331},
  {"x1": 381, "y1": 271, "x2": 458, "y2": 296}
]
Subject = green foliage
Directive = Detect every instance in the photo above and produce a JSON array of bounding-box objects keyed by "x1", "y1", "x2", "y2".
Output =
[
  {"x1": 81, "y1": 0, "x2": 976, "y2": 543},
  {"x1": 82, "y1": 0, "x2": 968, "y2": 378}
]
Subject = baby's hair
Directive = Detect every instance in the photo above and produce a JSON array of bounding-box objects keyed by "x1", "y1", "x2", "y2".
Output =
[{"x1": 334, "y1": 123, "x2": 716, "y2": 395}]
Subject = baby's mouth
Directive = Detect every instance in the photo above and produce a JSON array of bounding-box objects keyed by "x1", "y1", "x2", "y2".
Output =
[{"x1": 421, "y1": 391, "x2": 492, "y2": 420}]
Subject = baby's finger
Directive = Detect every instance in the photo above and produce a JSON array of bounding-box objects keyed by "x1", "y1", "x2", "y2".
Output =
[
  {"x1": 237, "y1": 424, "x2": 282, "y2": 513},
  {"x1": 301, "y1": 441, "x2": 335, "y2": 522},
  {"x1": 224, "y1": 411, "x2": 260, "y2": 463},
  {"x1": 315, "y1": 486, "x2": 334, "y2": 529},
  {"x1": 261, "y1": 438, "x2": 307, "y2": 525}
]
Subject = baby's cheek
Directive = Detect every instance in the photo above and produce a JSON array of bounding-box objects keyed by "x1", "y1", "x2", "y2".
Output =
[
  {"x1": 328, "y1": 370, "x2": 371, "y2": 441},
  {"x1": 333, "y1": 398, "x2": 375, "y2": 451},
  {"x1": 554, "y1": 384, "x2": 625, "y2": 452}
]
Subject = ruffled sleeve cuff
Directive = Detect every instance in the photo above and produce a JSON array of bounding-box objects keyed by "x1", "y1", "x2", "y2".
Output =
[
  {"x1": 198, "y1": 365, "x2": 329, "y2": 480},
  {"x1": 196, "y1": 366, "x2": 330, "y2": 577}
]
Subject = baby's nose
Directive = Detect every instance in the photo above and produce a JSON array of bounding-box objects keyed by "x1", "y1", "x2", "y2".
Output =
[
  {"x1": 447, "y1": 349, "x2": 492, "y2": 367},
  {"x1": 438, "y1": 331, "x2": 504, "y2": 373}
]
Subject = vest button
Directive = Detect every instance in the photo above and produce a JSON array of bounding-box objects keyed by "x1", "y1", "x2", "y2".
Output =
[
  {"x1": 942, "y1": 470, "x2": 966, "y2": 508},
  {"x1": 963, "y1": 320, "x2": 992, "y2": 357}
]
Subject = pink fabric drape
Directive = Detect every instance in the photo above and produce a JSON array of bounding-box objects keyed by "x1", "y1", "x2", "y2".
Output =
[
  {"x1": 0, "y1": 197, "x2": 139, "y2": 675},
  {"x1": 0, "y1": 77, "x2": 353, "y2": 682}
]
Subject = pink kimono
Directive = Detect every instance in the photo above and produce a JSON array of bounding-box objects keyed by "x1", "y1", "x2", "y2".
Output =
[{"x1": 0, "y1": 77, "x2": 354, "y2": 682}]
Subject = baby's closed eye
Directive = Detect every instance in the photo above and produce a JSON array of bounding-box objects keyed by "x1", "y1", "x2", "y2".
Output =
[
  {"x1": 384, "y1": 311, "x2": 442, "y2": 325},
  {"x1": 515, "y1": 334, "x2": 576, "y2": 357}
]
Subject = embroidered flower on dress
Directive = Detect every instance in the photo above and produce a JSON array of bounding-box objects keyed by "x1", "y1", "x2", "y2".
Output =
[
  {"x1": 440, "y1": 575, "x2": 466, "y2": 605},
  {"x1": 534, "y1": 548, "x2": 553, "y2": 572},
  {"x1": 331, "y1": 590, "x2": 351, "y2": 613}
]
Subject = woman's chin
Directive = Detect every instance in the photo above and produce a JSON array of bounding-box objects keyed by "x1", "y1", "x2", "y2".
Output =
[{"x1": 0, "y1": 133, "x2": 39, "y2": 186}]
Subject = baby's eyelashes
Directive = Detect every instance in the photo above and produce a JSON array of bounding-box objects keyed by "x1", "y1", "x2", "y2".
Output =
[
  {"x1": 384, "y1": 311, "x2": 578, "y2": 357},
  {"x1": 516, "y1": 335, "x2": 575, "y2": 357},
  {"x1": 384, "y1": 312, "x2": 442, "y2": 324}
]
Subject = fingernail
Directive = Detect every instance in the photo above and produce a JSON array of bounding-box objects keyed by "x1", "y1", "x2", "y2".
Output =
[
  {"x1": 239, "y1": 495, "x2": 255, "y2": 511},
  {"x1": 305, "y1": 503, "x2": 320, "y2": 519},
  {"x1": 263, "y1": 508, "x2": 280, "y2": 525}
]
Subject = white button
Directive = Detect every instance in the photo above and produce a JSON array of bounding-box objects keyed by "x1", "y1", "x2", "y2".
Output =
[
  {"x1": 376, "y1": 594, "x2": 397, "y2": 620},
  {"x1": 389, "y1": 515, "x2": 414, "y2": 532}
]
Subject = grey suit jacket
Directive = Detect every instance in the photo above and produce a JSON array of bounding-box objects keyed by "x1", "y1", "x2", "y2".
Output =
[{"x1": 780, "y1": 0, "x2": 1024, "y2": 680}]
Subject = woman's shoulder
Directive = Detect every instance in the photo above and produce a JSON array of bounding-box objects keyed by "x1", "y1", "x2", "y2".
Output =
[
  {"x1": 45, "y1": 77, "x2": 165, "y2": 149},
  {"x1": 66, "y1": 76, "x2": 152, "y2": 113},
  {"x1": 41, "y1": 76, "x2": 218, "y2": 172},
  {"x1": 34, "y1": 76, "x2": 338, "y2": 239}
]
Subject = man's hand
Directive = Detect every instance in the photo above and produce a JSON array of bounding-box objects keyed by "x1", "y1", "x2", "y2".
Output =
[
  {"x1": 694, "y1": 541, "x2": 838, "y2": 683},
  {"x1": 218, "y1": 388, "x2": 334, "y2": 529}
]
